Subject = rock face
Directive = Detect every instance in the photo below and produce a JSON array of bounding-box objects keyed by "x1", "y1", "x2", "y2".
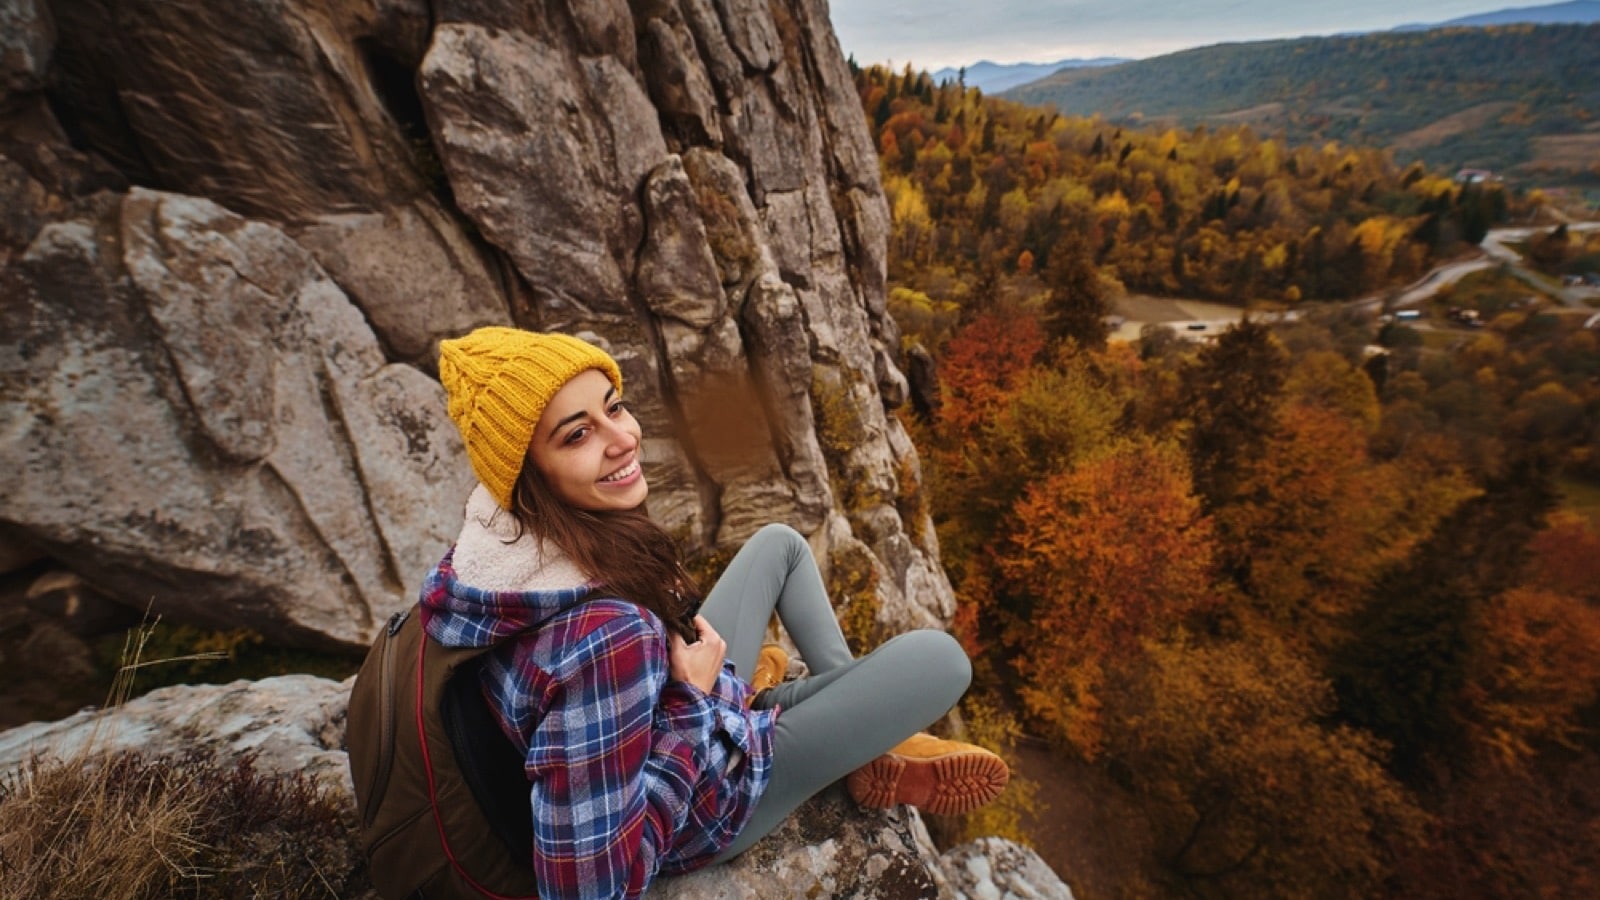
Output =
[
  {"x1": 2, "y1": 188, "x2": 472, "y2": 646},
  {"x1": 0, "y1": 0, "x2": 954, "y2": 647},
  {"x1": 0, "y1": 676, "x2": 1075, "y2": 900}
]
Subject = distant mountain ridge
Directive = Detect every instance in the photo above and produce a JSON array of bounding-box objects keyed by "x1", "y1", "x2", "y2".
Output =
[
  {"x1": 933, "y1": 2, "x2": 1597, "y2": 96},
  {"x1": 1396, "y1": 0, "x2": 1600, "y2": 30},
  {"x1": 1000, "y1": 22, "x2": 1599, "y2": 188},
  {"x1": 929, "y1": 58, "x2": 1125, "y2": 94}
]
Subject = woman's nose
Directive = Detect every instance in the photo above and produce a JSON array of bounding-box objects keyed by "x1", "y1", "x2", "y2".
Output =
[{"x1": 601, "y1": 419, "x2": 638, "y2": 454}]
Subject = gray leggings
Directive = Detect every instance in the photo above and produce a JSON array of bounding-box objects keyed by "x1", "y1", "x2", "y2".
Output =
[{"x1": 700, "y1": 524, "x2": 971, "y2": 860}]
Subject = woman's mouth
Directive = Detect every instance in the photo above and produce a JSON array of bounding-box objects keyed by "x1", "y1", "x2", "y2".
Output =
[{"x1": 599, "y1": 460, "x2": 641, "y2": 485}]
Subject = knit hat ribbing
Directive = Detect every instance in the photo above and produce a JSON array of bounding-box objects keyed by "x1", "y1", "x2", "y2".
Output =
[{"x1": 438, "y1": 327, "x2": 624, "y2": 510}]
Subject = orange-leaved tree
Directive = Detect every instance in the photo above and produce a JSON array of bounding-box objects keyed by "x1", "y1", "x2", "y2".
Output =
[
  {"x1": 998, "y1": 437, "x2": 1217, "y2": 756},
  {"x1": 932, "y1": 308, "x2": 1045, "y2": 438},
  {"x1": 1213, "y1": 400, "x2": 1395, "y2": 655},
  {"x1": 1524, "y1": 510, "x2": 1600, "y2": 603},
  {"x1": 1098, "y1": 634, "x2": 1426, "y2": 897},
  {"x1": 1457, "y1": 513, "x2": 1600, "y2": 770},
  {"x1": 1460, "y1": 585, "x2": 1600, "y2": 768},
  {"x1": 925, "y1": 315, "x2": 1139, "y2": 583}
]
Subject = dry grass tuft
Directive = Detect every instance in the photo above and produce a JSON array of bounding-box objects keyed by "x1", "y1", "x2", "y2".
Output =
[
  {"x1": 0, "y1": 617, "x2": 367, "y2": 899},
  {"x1": 0, "y1": 746, "x2": 363, "y2": 900},
  {"x1": 1, "y1": 750, "x2": 212, "y2": 898}
]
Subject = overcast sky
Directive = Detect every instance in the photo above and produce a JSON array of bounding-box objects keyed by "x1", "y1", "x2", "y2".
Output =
[{"x1": 830, "y1": 0, "x2": 1525, "y2": 69}]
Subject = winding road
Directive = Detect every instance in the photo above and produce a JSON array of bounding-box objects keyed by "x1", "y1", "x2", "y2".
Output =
[
  {"x1": 1110, "y1": 222, "x2": 1600, "y2": 341},
  {"x1": 1381, "y1": 222, "x2": 1600, "y2": 312}
]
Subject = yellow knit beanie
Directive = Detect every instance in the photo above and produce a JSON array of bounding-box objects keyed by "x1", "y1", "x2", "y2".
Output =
[{"x1": 438, "y1": 327, "x2": 624, "y2": 510}]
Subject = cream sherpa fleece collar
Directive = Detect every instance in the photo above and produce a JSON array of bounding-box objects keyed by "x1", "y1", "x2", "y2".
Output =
[{"x1": 449, "y1": 484, "x2": 591, "y2": 593}]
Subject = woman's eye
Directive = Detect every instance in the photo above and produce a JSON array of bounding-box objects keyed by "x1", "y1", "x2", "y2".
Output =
[
  {"x1": 608, "y1": 400, "x2": 627, "y2": 416},
  {"x1": 563, "y1": 426, "x2": 589, "y2": 445}
]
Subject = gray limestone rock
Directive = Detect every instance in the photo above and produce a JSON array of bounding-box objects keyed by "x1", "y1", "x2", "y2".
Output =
[
  {"x1": 715, "y1": 0, "x2": 782, "y2": 74},
  {"x1": 36, "y1": 0, "x2": 501, "y2": 365},
  {"x1": 638, "y1": 15, "x2": 724, "y2": 146},
  {"x1": 941, "y1": 836, "x2": 1077, "y2": 900},
  {"x1": 289, "y1": 203, "x2": 510, "y2": 366},
  {"x1": 639, "y1": 156, "x2": 728, "y2": 329},
  {"x1": 0, "y1": 675, "x2": 357, "y2": 794},
  {"x1": 419, "y1": 23, "x2": 655, "y2": 317},
  {"x1": 0, "y1": 189, "x2": 472, "y2": 647}
]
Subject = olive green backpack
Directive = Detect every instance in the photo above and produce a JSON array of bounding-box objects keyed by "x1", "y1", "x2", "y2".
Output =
[{"x1": 347, "y1": 605, "x2": 538, "y2": 899}]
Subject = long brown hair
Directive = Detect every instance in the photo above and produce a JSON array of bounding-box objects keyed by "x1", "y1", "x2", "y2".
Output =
[{"x1": 508, "y1": 462, "x2": 703, "y2": 642}]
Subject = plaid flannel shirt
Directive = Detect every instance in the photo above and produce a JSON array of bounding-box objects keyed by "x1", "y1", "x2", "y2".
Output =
[{"x1": 420, "y1": 549, "x2": 775, "y2": 899}]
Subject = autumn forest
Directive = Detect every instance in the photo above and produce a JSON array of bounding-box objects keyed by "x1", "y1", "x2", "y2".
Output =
[{"x1": 853, "y1": 64, "x2": 1600, "y2": 898}]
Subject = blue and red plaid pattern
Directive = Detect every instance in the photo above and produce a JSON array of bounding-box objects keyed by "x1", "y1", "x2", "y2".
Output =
[{"x1": 420, "y1": 549, "x2": 775, "y2": 899}]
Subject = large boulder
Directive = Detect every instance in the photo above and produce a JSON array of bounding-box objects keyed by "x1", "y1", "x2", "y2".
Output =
[
  {"x1": 0, "y1": 188, "x2": 471, "y2": 646},
  {"x1": 0, "y1": 0, "x2": 953, "y2": 643},
  {"x1": 0, "y1": 677, "x2": 1075, "y2": 899},
  {"x1": 941, "y1": 837, "x2": 1078, "y2": 900},
  {"x1": 0, "y1": 676, "x2": 356, "y2": 790}
]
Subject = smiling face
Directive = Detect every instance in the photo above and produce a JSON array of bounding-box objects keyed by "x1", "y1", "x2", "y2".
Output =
[{"x1": 526, "y1": 368, "x2": 648, "y2": 513}]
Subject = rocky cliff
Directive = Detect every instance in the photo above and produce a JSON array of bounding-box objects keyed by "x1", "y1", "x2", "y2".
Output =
[{"x1": 0, "y1": 0, "x2": 952, "y2": 648}]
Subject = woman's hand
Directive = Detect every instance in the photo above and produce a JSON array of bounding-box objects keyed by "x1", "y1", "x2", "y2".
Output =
[{"x1": 669, "y1": 615, "x2": 726, "y2": 694}]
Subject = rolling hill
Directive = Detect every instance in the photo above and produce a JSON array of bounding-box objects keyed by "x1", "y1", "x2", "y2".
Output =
[
  {"x1": 1002, "y1": 23, "x2": 1600, "y2": 189},
  {"x1": 1395, "y1": 0, "x2": 1600, "y2": 29}
]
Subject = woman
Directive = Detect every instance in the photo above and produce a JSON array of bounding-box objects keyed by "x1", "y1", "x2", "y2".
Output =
[{"x1": 425, "y1": 326, "x2": 1007, "y2": 898}]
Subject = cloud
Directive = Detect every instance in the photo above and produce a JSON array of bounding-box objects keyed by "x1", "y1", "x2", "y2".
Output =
[{"x1": 831, "y1": 0, "x2": 1515, "y2": 68}]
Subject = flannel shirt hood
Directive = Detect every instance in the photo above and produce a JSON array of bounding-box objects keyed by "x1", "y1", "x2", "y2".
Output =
[{"x1": 421, "y1": 483, "x2": 598, "y2": 647}]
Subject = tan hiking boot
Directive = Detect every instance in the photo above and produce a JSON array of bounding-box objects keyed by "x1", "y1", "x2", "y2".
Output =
[
  {"x1": 846, "y1": 732, "x2": 1010, "y2": 816},
  {"x1": 750, "y1": 643, "x2": 788, "y2": 694}
]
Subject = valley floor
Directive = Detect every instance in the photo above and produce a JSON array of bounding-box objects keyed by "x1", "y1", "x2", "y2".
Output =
[
  {"x1": 1109, "y1": 294, "x2": 1251, "y2": 343},
  {"x1": 1009, "y1": 739, "x2": 1160, "y2": 899}
]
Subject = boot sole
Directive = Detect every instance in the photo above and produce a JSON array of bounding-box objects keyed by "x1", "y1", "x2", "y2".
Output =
[{"x1": 846, "y1": 748, "x2": 1010, "y2": 816}]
